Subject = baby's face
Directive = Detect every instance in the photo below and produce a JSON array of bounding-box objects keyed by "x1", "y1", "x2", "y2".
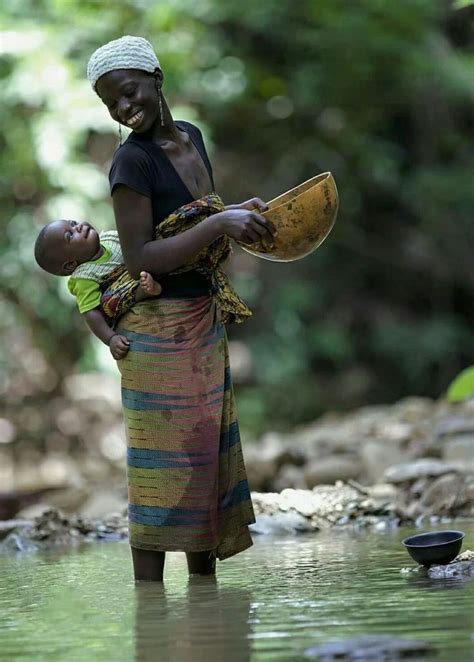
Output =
[{"x1": 47, "y1": 220, "x2": 101, "y2": 274}]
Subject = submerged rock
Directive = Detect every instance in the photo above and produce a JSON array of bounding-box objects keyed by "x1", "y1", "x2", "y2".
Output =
[
  {"x1": 0, "y1": 519, "x2": 30, "y2": 541},
  {"x1": 1, "y1": 532, "x2": 39, "y2": 553},
  {"x1": 304, "y1": 635, "x2": 435, "y2": 659}
]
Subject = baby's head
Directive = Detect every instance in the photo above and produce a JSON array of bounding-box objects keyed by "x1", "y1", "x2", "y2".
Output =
[{"x1": 35, "y1": 220, "x2": 101, "y2": 276}]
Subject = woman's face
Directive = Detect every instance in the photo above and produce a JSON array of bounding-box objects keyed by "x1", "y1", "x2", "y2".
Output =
[{"x1": 96, "y1": 69, "x2": 162, "y2": 133}]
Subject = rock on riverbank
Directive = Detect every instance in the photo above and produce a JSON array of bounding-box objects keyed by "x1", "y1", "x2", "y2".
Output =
[
  {"x1": 0, "y1": 509, "x2": 128, "y2": 553},
  {"x1": 243, "y1": 396, "x2": 474, "y2": 532},
  {"x1": 250, "y1": 475, "x2": 473, "y2": 535},
  {"x1": 3, "y1": 395, "x2": 474, "y2": 518},
  {"x1": 1, "y1": 395, "x2": 473, "y2": 550},
  {"x1": 244, "y1": 396, "x2": 474, "y2": 493},
  {"x1": 1, "y1": 475, "x2": 472, "y2": 553}
]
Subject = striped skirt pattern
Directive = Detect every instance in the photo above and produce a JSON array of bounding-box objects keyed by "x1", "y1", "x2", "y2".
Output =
[{"x1": 116, "y1": 296, "x2": 255, "y2": 560}]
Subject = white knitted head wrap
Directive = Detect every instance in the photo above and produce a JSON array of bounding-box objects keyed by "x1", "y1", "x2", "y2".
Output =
[{"x1": 87, "y1": 35, "x2": 161, "y2": 91}]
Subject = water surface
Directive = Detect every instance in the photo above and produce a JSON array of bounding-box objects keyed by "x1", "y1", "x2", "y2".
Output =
[{"x1": 0, "y1": 523, "x2": 473, "y2": 660}]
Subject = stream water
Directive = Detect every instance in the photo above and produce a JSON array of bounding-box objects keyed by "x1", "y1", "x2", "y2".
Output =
[{"x1": 0, "y1": 522, "x2": 473, "y2": 661}]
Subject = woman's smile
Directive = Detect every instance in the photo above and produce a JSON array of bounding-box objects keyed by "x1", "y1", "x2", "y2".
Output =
[{"x1": 125, "y1": 110, "x2": 144, "y2": 128}]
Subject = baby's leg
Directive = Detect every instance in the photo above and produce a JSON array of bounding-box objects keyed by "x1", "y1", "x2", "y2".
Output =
[{"x1": 135, "y1": 272, "x2": 162, "y2": 300}]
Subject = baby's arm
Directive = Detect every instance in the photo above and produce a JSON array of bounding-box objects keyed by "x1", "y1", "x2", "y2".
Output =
[{"x1": 83, "y1": 308, "x2": 130, "y2": 360}]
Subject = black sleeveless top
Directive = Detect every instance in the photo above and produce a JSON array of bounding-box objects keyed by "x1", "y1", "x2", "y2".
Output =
[{"x1": 109, "y1": 121, "x2": 215, "y2": 297}]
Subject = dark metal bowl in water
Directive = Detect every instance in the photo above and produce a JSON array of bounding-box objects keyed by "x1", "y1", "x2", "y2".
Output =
[{"x1": 402, "y1": 530, "x2": 465, "y2": 567}]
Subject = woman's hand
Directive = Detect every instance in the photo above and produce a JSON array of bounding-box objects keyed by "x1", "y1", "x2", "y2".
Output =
[
  {"x1": 226, "y1": 197, "x2": 269, "y2": 213},
  {"x1": 109, "y1": 334, "x2": 130, "y2": 360},
  {"x1": 214, "y1": 208, "x2": 275, "y2": 246}
]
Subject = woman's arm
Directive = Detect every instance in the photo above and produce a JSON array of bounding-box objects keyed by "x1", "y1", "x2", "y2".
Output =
[{"x1": 112, "y1": 186, "x2": 275, "y2": 279}]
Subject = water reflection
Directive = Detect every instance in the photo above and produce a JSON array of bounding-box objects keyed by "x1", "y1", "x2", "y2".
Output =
[
  {"x1": 134, "y1": 578, "x2": 252, "y2": 662},
  {"x1": 405, "y1": 574, "x2": 470, "y2": 592}
]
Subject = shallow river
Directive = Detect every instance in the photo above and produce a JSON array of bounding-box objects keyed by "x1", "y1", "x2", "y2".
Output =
[{"x1": 0, "y1": 523, "x2": 473, "y2": 661}]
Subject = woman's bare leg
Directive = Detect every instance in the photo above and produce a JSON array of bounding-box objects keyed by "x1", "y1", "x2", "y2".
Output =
[
  {"x1": 131, "y1": 547, "x2": 166, "y2": 582},
  {"x1": 185, "y1": 551, "x2": 216, "y2": 575}
]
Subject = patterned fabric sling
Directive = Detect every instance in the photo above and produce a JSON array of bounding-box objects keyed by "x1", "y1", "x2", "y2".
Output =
[{"x1": 100, "y1": 192, "x2": 252, "y2": 327}]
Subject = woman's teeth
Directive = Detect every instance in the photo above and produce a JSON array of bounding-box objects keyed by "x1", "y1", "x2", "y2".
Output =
[{"x1": 126, "y1": 111, "x2": 144, "y2": 127}]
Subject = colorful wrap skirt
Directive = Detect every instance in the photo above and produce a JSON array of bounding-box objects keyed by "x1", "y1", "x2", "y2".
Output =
[{"x1": 116, "y1": 296, "x2": 255, "y2": 560}]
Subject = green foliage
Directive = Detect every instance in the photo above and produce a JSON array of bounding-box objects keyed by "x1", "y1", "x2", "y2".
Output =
[
  {"x1": 447, "y1": 366, "x2": 474, "y2": 402},
  {"x1": 1, "y1": 0, "x2": 474, "y2": 433}
]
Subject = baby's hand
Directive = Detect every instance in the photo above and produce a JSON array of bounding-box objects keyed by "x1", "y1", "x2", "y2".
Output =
[{"x1": 109, "y1": 334, "x2": 130, "y2": 360}]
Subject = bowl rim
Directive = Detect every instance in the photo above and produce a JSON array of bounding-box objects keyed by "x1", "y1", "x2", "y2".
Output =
[
  {"x1": 402, "y1": 529, "x2": 465, "y2": 548},
  {"x1": 265, "y1": 171, "x2": 335, "y2": 214}
]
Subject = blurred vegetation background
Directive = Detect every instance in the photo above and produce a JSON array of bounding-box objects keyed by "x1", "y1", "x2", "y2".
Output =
[{"x1": 1, "y1": 0, "x2": 474, "y2": 472}]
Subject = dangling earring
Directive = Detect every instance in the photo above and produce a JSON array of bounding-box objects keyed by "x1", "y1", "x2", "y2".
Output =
[
  {"x1": 159, "y1": 90, "x2": 164, "y2": 127},
  {"x1": 118, "y1": 123, "x2": 123, "y2": 145},
  {"x1": 156, "y1": 81, "x2": 164, "y2": 127}
]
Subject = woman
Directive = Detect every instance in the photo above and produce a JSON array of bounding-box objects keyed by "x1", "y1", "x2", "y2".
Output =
[{"x1": 87, "y1": 36, "x2": 274, "y2": 581}]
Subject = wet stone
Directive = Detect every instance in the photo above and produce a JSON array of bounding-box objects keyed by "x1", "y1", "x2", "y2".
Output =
[
  {"x1": 1, "y1": 532, "x2": 39, "y2": 553},
  {"x1": 401, "y1": 550, "x2": 474, "y2": 579},
  {"x1": 428, "y1": 561, "x2": 474, "y2": 579},
  {"x1": 250, "y1": 512, "x2": 314, "y2": 535},
  {"x1": 0, "y1": 508, "x2": 128, "y2": 552}
]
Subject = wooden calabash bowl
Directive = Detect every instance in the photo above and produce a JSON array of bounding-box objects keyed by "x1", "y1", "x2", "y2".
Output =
[{"x1": 237, "y1": 172, "x2": 339, "y2": 262}]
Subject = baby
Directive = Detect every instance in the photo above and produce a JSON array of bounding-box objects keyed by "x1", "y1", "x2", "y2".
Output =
[{"x1": 34, "y1": 219, "x2": 162, "y2": 359}]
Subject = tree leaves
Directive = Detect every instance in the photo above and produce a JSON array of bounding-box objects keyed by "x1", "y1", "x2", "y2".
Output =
[{"x1": 447, "y1": 366, "x2": 474, "y2": 402}]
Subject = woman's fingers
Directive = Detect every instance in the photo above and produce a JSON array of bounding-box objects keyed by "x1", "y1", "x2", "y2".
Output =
[
  {"x1": 243, "y1": 228, "x2": 263, "y2": 244},
  {"x1": 222, "y1": 208, "x2": 275, "y2": 245},
  {"x1": 250, "y1": 213, "x2": 276, "y2": 243},
  {"x1": 250, "y1": 197, "x2": 268, "y2": 212},
  {"x1": 239, "y1": 196, "x2": 268, "y2": 212}
]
